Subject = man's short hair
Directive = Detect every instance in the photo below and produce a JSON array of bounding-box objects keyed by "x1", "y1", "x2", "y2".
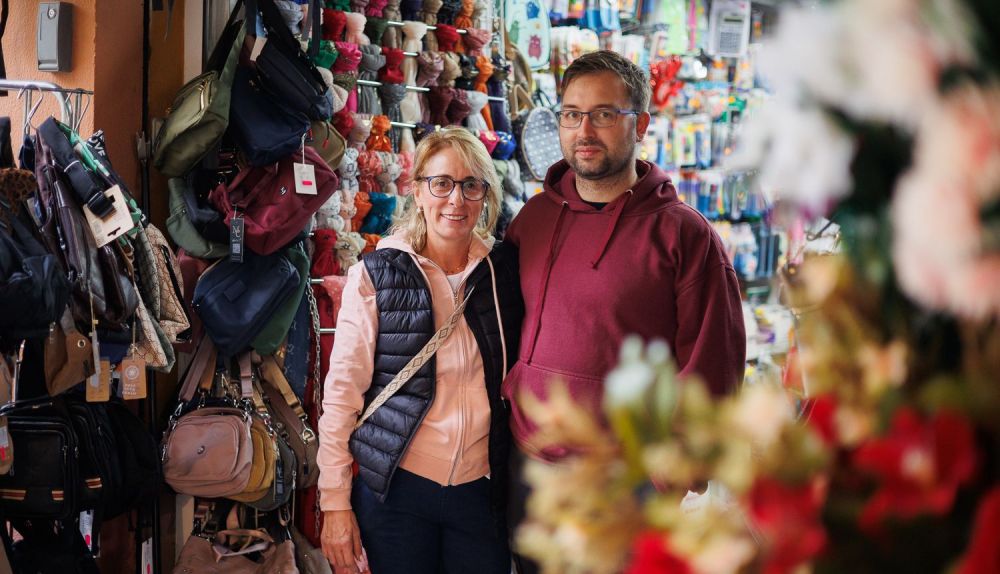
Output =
[{"x1": 560, "y1": 50, "x2": 650, "y2": 113}]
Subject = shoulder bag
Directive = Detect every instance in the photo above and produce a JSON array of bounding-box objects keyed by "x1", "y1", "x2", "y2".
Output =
[
  {"x1": 208, "y1": 146, "x2": 338, "y2": 256},
  {"x1": 153, "y1": 1, "x2": 245, "y2": 177},
  {"x1": 161, "y1": 340, "x2": 255, "y2": 498},
  {"x1": 258, "y1": 355, "x2": 319, "y2": 488},
  {"x1": 192, "y1": 250, "x2": 301, "y2": 358}
]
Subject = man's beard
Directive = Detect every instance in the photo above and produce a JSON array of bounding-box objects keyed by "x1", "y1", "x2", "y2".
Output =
[{"x1": 564, "y1": 139, "x2": 635, "y2": 181}]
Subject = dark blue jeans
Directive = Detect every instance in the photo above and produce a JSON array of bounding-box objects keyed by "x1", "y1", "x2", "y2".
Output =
[{"x1": 352, "y1": 469, "x2": 510, "y2": 574}]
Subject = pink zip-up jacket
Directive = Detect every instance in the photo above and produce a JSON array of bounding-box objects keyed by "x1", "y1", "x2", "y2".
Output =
[{"x1": 317, "y1": 233, "x2": 496, "y2": 511}]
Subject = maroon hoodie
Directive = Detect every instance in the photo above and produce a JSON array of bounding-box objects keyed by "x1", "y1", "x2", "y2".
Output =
[{"x1": 503, "y1": 160, "x2": 746, "y2": 460}]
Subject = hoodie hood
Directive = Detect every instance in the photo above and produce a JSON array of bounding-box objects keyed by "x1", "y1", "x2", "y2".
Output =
[{"x1": 541, "y1": 159, "x2": 678, "y2": 215}]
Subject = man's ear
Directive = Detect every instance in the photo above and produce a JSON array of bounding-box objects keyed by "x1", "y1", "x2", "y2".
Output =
[{"x1": 636, "y1": 111, "x2": 652, "y2": 142}]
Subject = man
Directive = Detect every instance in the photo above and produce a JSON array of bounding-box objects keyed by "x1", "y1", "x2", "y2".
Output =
[{"x1": 502, "y1": 50, "x2": 746, "y2": 571}]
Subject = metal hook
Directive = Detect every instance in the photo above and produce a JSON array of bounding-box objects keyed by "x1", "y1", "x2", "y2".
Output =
[
  {"x1": 17, "y1": 88, "x2": 47, "y2": 136},
  {"x1": 73, "y1": 92, "x2": 92, "y2": 133}
]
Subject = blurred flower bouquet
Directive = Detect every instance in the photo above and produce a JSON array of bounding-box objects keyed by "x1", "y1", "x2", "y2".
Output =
[{"x1": 516, "y1": 0, "x2": 1000, "y2": 572}]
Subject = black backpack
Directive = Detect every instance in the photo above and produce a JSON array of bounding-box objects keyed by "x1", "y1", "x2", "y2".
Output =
[{"x1": 0, "y1": 203, "x2": 70, "y2": 345}]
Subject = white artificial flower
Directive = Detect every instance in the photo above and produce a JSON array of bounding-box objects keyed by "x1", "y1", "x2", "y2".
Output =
[
  {"x1": 892, "y1": 83, "x2": 1000, "y2": 320},
  {"x1": 730, "y1": 100, "x2": 855, "y2": 212},
  {"x1": 605, "y1": 360, "x2": 656, "y2": 409}
]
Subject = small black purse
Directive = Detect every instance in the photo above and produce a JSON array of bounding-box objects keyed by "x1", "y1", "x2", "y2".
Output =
[{"x1": 250, "y1": 0, "x2": 333, "y2": 121}]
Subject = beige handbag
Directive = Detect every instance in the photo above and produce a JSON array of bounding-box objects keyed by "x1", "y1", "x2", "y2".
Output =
[
  {"x1": 133, "y1": 300, "x2": 174, "y2": 371},
  {"x1": 145, "y1": 224, "x2": 191, "y2": 343},
  {"x1": 290, "y1": 525, "x2": 332, "y2": 574},
  {"x1": 161, "y1": 340, "x2": 254, "y2": 498},
  {"x1": 174, "y1": 503, "x2": 299, "y2": 574}
]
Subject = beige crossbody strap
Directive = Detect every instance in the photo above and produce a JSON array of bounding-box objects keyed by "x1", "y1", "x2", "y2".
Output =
[{"x1": 354, "y1": 285, "x2": 476, "y2": 431}]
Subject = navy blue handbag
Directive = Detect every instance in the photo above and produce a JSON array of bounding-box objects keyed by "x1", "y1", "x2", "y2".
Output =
[
  {"x1": 192, "y1": 249, "x2": 300, "y2": 357},
  {"x1": 229, "y1": 64, "x2": 310, "y2": 166}
]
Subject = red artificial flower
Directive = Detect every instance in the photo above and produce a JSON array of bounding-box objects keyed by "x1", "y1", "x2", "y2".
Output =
[
  {"x1": 624, "y1": 531, "x2": 692, "y2": 574},
  {"x1": 748, "y1": 477, "x2": 827, "y2": 574},
  {"x1": 853, "y1": 408, "x2": 977, "y2": 531},
  {"x1": 957, "y1": 486, "x2": 1000, "y2": 574},
  {"x1": 803, "y1": 393, "x2": 837, "y2": 446}
]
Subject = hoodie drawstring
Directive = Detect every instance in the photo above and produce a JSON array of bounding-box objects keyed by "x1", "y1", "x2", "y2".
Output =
[
  {"x1": 589, "y1": 189, "x2": 632, "y2": 268},
  {"x1": 526, "y1": 201, "x2": 569, "y2": 364},
  {"x1": 486, "y1": 256, "x2": 507, "y2": 377}
]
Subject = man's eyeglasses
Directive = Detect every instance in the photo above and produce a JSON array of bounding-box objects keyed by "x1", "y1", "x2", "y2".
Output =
[
  {"x1": 418, "y1": 175, "x2": 489, "y2": 201},
  {"x1": 555, "y1": 108, "x2": 640, "y2": 129}
]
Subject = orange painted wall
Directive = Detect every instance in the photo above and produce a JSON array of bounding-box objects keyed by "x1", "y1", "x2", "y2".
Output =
[
  {"x1": 0, "y1": 0, "x2": 96, "y2": 147},
  {"x1": 0, "y1": 0, "x2": 184, "y2": 225}
]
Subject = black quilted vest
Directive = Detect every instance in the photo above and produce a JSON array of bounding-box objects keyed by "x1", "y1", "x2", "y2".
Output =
[{"x1": 349, "y1": 242, "x2": 523, "y2": 521}]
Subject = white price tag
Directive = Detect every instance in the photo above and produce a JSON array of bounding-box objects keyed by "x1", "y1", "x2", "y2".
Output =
[
  {"x1": 294, "y1": 163, "x2": 317, "y2": 195},
  {"x1": 83, "y1": 185, "x2": 136, "y2": 247},
  {"x1": 80, "y1": 510, "x2": 94, "y2": 551},
  {"x1": 141, "y1": 537, "x2": 154, "y2": 574}
]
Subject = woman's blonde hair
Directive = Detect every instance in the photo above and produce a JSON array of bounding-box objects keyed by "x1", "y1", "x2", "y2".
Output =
[{"x1": 393, "y1": 127, "x2": 502, "y2": 252}]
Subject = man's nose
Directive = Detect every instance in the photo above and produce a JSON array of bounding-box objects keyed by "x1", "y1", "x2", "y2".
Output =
[{"x1": 578, "y1": 113, "x2": 598, "y2": 137}]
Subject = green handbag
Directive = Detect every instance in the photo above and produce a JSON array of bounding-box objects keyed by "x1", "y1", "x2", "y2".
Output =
[
  {"x1": 152, "y1": 18, "x2": 244, "y2": 177},
  {"x1": 252, "y1": 242, "x2": 310, "y2": 355},
  {"x1": 165, "y1": 178, "x2": 230, "y2": 260}
]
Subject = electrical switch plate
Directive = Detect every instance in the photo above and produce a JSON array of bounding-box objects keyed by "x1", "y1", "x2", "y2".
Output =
[{"x1": 38, "y1": 2, "x2": 73, "y2": 72}]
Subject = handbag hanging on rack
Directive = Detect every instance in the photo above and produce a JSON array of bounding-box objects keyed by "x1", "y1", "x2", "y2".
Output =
[
  {"x1": 153, "y1": 0, "x2": 246, "y2": 177},
  {"x1": 161, "y1": 339, "x2": 255, "y2": 498}
]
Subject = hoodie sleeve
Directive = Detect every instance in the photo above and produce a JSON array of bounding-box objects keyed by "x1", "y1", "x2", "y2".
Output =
[
  {"x1": 673, "y1": 234, "x2": 747, "y2": 396},
  {"x1": 317, "y1": 262, "x2": 378, "y2": 511}
]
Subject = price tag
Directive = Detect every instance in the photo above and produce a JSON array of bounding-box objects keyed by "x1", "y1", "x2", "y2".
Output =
[
  {"x1": 83, "y1": 185, "x2": 136, "y2": 248},
  {"x1": 120, "y1": 357, "x2": 147, "y2": 400},
  {"x1": 80, "y1": 510, "x2": 94, "y2": 552},
  {"x1": 141, "y1": 537, "x2": 154, "y2": 574},
  {"x1": 0, "y1": 424, "x2": 12, "y2": 469},
  {"x1": 294, "y1": 163, "x2": 317, "y2": 195},
  {"x1": 87, "y1": 360, "x2": 112, "y2": 402},
  {"x1": 230, "y1": 215, "x2": 245, "y2": 263}
]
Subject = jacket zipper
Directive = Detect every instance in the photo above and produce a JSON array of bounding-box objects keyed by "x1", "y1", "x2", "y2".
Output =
[{"x1": 446, "y1": 274, "x2": 471, "y2": 485}]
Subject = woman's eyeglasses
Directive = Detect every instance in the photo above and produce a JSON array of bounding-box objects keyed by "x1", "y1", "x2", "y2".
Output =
[{"x1": 417, "y1": 175, "x2": 489, "y2": 201}]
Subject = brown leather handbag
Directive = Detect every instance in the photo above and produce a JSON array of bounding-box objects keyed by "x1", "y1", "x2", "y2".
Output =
[
  {"x1": 258, "y1": 356, "x2": 319, "y2": 489},
  {"x1": 162, "y1": 340, "x2": 254, "y2": 498},
  {"x1": 43, "y1": 309, "x2": 95, "y2": 396}
]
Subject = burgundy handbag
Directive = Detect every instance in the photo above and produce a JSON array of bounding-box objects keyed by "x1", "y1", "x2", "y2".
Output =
[{"x1": 209, "y1": 147, "x2": 339, "y2": 256}]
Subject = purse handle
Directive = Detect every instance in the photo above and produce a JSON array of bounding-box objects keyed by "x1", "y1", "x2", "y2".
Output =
[
  {"x1": 510, "y1": 84, "x2": 534, "y2": 120},
  {"x1": 259, "y1": 356, "x2": 309, "y2": 422},
  {"x1": 178, "y1": 338, "x2": 218, "y2": 402},
  {"x1": 354, "y1": 285, "x2": 476, "y2": 431}
]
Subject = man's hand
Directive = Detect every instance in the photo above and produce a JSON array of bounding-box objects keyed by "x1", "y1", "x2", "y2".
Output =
[{"x1": 322, "y1": 510, "x2": 366, "y2": 573}]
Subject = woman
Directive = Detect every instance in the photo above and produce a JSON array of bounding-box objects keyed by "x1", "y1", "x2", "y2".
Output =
[{"x1": 318, "y1": 127, "x2": 522, "y2": 574}]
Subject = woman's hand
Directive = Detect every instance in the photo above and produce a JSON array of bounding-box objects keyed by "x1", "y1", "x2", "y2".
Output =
[{"x1": 322, "y1": 509, "x2": 366, "y2": 573}]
